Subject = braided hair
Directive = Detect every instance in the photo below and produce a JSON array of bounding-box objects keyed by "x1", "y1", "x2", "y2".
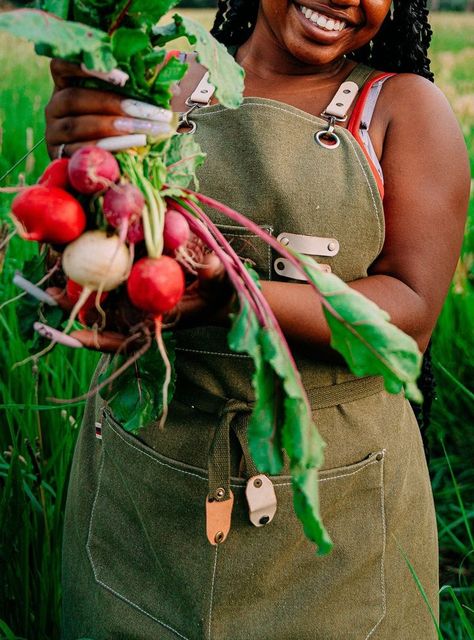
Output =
[
  {"x1": 211, "y1": 0, "x2": 434, "y2": 80},
  {"x1": 211, "y1": 0, "x2": 436, "y2": 450}
]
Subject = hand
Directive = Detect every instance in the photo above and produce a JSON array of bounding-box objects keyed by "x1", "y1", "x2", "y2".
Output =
[
  {"x1": 45, "y1": 253, "x2": 235, "y2": 353},
  {"x1": 45, "y1": 59, "x2": 174, "y2": 158}
]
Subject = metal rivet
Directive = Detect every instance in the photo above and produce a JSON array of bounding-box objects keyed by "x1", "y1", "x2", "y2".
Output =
[
  {"x1": 336, "y1": 102, "x2": 343, "y2": 107},
  {"x1": 328, "y1": 242, "x2": 336, "y2": 252},
  {"x1": 343, "y1": 89, "x2": 351, "y2": 94},
  {"x1": 259, "y1": 516, "x2": 270, "y2": 525},
  {"x1": 376, "y1": 452, "x2": 384, "y2": 461},
  {"x1": 216, "y1": 487, "x2": 225, "y2": 499},
  {"x1": 276, "y1": 260, "x2": 284, "y2": 271},
  {"x1": 214, "y1": 531, "x2": 225, "y2": 544},
  {"x1": 201, "y1": 89, "x2": 209, "y2": 94},
  {"x1": 253, "y1": 478, "x2": 263, "y2": 488},
  {"x1": 280, "y1": 236, "x2": 290, "y2": 246}
]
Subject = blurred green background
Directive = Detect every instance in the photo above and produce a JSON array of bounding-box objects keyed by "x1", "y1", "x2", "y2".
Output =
[{"x1": 0, "y1": 6, "x2": 473, "y2": 640}]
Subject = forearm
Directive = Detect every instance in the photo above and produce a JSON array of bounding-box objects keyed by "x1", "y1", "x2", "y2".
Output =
[{"x1": 260, "y1": 274, "x2": 431, "y2": 353}]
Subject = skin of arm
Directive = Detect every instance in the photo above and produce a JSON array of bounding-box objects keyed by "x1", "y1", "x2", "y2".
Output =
[{"x1": 261, "y1": 74, "x2": 470, "y2": 354}]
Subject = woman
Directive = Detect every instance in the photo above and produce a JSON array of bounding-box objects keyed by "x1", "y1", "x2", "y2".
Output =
[{"x1": 45, "y1": 1, "x2": 469, "y2": 638}]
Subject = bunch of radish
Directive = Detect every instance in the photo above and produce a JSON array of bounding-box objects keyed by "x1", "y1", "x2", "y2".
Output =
[{"x1": 9, "y1": 145, "x2": 196, "y2": 425}]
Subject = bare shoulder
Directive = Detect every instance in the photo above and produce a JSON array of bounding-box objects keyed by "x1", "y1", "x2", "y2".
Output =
[
  {"x1": 171, "y1": 52, "x2": 207, "y2": 112},
  {"x1": 379, "y1": 72, "x2": 463, "y2": 136},
  {"x1": 377, "y1": 72, "x2": 469, "y2": 185}
]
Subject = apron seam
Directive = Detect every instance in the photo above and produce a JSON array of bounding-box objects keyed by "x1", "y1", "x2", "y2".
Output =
[
  {"x1": 207, "y1": 547, "x2": 219, "y2": 640},
  {"x1": 364, "y1": 453, "x2": 387, "y2": 639},
  {"x1": 85, "y1": 447, "x2": 193, "y2": 640},
  {"x1": 176, "y1": 347, "x2": 251, "y2": 359},
  {"x1": 195, "y1": 101, "x2": 333, "y2": 128},
  {"x1": 342, "y1": 132, "x2": 384, "y2": 256}
]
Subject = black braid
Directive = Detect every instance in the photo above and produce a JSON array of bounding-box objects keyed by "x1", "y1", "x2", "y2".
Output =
[
  {"x1": 211, "y1": 0, "x2": 433, "y2": 80},
  {"x1": 211, "y1": 0, "x2": 436, "y2": 447}
]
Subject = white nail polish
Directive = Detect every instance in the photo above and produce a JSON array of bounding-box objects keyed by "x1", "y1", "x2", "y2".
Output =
[
  {"x1": 121, "y1": 99, "x2": 173, "y2": 123},
  {"x1": 114, "y1": 118, "x2": 172, "y2": 136},
  {"x1": 96, "y1": 134, "x2": 148, "y2": 151},
  {"x1": 13, "y1": 272, "x2": 58, "y2": 306},
  {"x1": 80, "y1": 64, "x2": 129, "y2": 87},
  {"x1": 33, "y1": 322, "x2": 84, "y2": 349}
]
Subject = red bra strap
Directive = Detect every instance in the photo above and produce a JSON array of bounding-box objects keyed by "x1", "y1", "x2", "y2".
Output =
[{"x1": 347, "y1": 72, "x2": 396, "y2": 199}]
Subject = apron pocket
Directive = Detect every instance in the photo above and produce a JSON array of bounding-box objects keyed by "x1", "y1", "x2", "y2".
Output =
[
  {"x1": 211, "y1": 451, "x2": 386, "y2": 640},
  {"x1": 86, "y1": 410, "x2": 215, "y2": 640}
]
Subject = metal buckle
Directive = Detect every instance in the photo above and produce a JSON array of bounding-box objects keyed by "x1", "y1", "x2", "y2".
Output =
[
  {"x1": 178, "y1": 103, "x2": 198, "y2": 134},
  {"x1": 315, "y1": 115, "x2": 341, "y2": 150}
]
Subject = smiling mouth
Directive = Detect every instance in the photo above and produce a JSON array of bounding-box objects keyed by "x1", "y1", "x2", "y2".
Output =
[{"x1": 297, "y1": 4, "x2": 348, "y2": 32}]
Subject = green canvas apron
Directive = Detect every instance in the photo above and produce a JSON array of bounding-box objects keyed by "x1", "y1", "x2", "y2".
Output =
[{"x1": 61, "y1": 65, "x2": 439, "y2": 640}]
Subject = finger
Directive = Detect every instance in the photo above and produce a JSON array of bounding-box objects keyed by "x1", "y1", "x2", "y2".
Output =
[
  {"x1": 197, "y1": 254, "x2": 234, "y2": 304},
  {"x1": 46, "y1": 87, "x2": 124, "y2": 119},
  {"x1": 45, "y1": 287, "x2": 73, "y2": 312},
  {"x1": 69, "y1": 329, "x2": 129, "y2": 352},
  {"x1": 48, "y1": 114, "x2": 173, "y2": 147},
  {"x1": 47, "y1": 87, "x2": 175, "y2": 122},
  {"x1": 50, "y1": 59, "x2": 94, "y2": 90}
]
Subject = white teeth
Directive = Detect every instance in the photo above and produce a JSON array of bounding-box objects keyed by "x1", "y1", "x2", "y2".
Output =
[{"x1": 299, "y1": 5, "x2": 346, "y2": 32}]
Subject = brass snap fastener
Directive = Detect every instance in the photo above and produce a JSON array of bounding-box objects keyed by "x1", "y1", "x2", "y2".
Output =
[
  {"x1": 216, "y1": 487, "x2": 226, "y2": 499},
  {"x1": 376, "y1": 452, "x2": 384, "y2": 461},
  {"x1": 253, "y1": 478, "x2": 263, "y2": 488}
]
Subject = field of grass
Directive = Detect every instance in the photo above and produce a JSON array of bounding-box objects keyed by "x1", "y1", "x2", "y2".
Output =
[{"x1": 0, "y1": 10, "x2": 473, "y2": 640}]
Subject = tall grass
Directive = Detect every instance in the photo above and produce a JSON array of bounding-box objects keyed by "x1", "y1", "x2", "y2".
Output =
[{"x1": 0, "y1": 10, "x2": 473, "y2": 640}]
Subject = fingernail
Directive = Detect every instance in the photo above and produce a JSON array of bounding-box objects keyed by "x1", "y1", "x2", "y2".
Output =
[
  {"x1": 81, "y1": 64, "x2": 129, "y2": 87},
  {"x1": 13, "y1": 272, "x2": 58, "y2": 305},
  {"x1": 97, "y1": 134, "x2": 147, "y2": 151},
  {"x1": 121, "y1": 99, "x2": 173, "y2": 123},
  {"x1": 114, "y1": 118, "x2": 173, "y2": 136},
  {"x1": 33, "y1": 322, "x2": 83, "y2": 349}
]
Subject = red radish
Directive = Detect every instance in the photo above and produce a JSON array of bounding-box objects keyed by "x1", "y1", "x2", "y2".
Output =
[
  {"x1": 11, "y1": 185, "x2": 86, "y2": 244},
  {"x1": 127, "y1": 256, "x2": 185, "y2": 429},
  {"x1": 66, "y1": 278, "x2": 108, "y2": 325},
  {"x1": 127, "y1": 256, "x2": 184, "y2": 315},
  {"x1": 103, "y1": 183, "x2": 145, "y2": 243},
  {"x1": 68, "y1": 146, "x2": 120, "y2": 195},
  {"x1": 163, "y1": 208, "x2": 190, "y2": 253},
  {"x1": 38, "y1": 158, "x2": 70, "y2": 189}
]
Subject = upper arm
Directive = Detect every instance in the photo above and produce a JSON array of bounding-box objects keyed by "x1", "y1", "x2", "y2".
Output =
[{"x1": 370, "y1": 73, "x2": 470, "y2": 339}]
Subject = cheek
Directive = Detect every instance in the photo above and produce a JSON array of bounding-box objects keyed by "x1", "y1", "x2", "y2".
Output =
[{"x1": 364, "y1": 0, "x2": 392, "y2": 28}]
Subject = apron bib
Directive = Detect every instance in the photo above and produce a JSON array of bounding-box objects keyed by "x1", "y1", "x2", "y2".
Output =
[{"x1": 61, "y1": 65, "x2": 439, "y2": 640}]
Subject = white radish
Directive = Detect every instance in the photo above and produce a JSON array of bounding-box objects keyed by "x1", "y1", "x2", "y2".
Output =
[{"x1": 61, "y1": 230, "x2": 131, "y2": 333}]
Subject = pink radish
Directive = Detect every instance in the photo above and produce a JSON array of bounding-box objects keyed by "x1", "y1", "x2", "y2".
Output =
[
  {"x1": 163, "y1": 208, "x2": 190, "y2": 253},
  {"x1": 103, "y1": 183, "x2": 145, "y2": 243},
  {"x1": 127, "y1": 256, "x2": 185, "y2": 428},
  {"x1": 68, "y1": 146, "x2": 120, "y2": 194},
  {"x1": 11, "y1": 185, "x2": 86, "y2": 244},
  {"x1": 38, "y1": 158, "x2": 70, "y2": 190}
]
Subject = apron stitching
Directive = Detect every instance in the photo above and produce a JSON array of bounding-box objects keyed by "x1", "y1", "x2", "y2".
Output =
[
  {"x1": 85, "y1": 447, "x2": 192, "y2": 640},
  {"x1": 107, "y1": 420, "x2": 209, "y2": 480},
  {"x1": 343, "y1": 133, "x2": 384, "y2": 255},
  {"x1": 195, "y1": 102, "x2": 334, "y2": 128},
  {"x1": 207, "y1": 547, "x2": 219, "y2": 640},
  {"x1": 319, "y1": 457, "x2": 380, "y2": 483},
  {"x1": 107, "y1": 419, "x2": 384, "y2": 486},
  {"x1": 364, "y1": 452, "x2": 387, "y2": 639},
  {"x1": 176, "y1": 347, "x2": 251, "y2": 359}
]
